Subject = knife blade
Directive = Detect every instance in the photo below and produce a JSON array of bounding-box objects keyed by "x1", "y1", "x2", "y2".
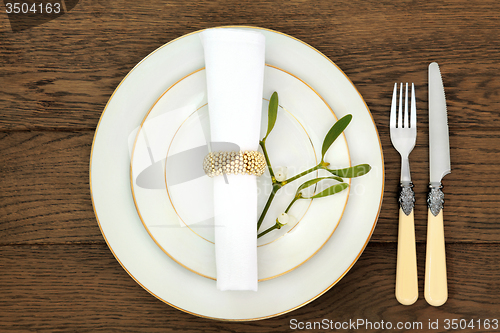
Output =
[
  {"x1": 425, "y1": 61, "x2": 450, "y2": 307},
  {"x1": 429, "y1": 62, "x2": 451, "y2": 185}
]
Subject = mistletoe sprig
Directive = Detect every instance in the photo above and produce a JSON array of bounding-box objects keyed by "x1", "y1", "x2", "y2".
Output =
[{"x1": 257, "y1": 92, "x2": 371, "y2": 238}]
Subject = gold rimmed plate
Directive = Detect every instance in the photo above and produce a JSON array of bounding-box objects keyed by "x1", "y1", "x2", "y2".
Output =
[
  {"x1": 90, "y1": 26, "x2": 384, "y2": 320},
  {"x1": 130, "y1": 65, "x2": 351, "y2": 281}
]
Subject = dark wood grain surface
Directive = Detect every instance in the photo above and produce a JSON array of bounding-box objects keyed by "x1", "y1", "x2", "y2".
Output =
[{"x1": 1, "y1": 0, "x2": 499, "y2": 331}]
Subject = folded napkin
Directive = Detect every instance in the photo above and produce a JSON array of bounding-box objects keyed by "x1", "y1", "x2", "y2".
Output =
[{"x1": 200, "y1": 28, "x2": 265, "y2": 291}]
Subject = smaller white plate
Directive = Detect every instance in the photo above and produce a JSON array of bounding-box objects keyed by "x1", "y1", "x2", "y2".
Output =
[{"x1": 130, "y1": 65, "x2": 351, "y2": 281}]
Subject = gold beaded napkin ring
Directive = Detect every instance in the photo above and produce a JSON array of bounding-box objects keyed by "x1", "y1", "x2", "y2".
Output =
[{"x1": 203, "y1": 150, "x2": 266, "y2": 177}]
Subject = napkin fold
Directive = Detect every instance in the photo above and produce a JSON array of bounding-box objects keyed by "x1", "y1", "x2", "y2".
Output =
[{"x1": 200, "y1": 28, "x2": 265, "y2": 291}]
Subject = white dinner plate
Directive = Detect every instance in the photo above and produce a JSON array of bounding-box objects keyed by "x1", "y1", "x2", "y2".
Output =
[
  {"x1": 90, "y1": 26, "x2": 384, "y2": 320},
  {"x1": 130, "y1": 65, "x2": 351, "y2": 281}
]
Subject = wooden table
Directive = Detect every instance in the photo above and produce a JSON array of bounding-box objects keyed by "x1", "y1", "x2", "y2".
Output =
[{"x1": 1, "y1": 1, "x2": 499, "y2": 331}]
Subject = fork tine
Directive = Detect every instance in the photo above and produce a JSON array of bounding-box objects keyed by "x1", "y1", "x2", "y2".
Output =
[
  {"x1": 390, "y1": 83, "x2": 397, "y2": 128},
  {"x1": 411, "y1": 83, "x2": 417, "y2": 129},
  {"x1": 404, "y1": 83, "x2": 409, "y2": 128},
  {"x1": 398, "y1": 83, "x2": 403, "y2": 128}
]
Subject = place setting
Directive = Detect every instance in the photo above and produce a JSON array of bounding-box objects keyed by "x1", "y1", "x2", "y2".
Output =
[{"x1": 90, "y1": 26, "x2": 385, "y2": 320}]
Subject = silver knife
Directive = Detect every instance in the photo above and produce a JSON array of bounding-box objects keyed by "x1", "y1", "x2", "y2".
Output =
[{"x1": 425, "y1": 62, "x2": 451, "y2": 306}]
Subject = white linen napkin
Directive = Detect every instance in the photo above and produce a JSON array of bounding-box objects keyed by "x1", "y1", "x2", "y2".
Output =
[{"x1": 200, "y1": 28, "x2": 265, "y2": 291}]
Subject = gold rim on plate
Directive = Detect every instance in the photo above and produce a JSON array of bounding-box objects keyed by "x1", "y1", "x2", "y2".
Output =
[
  {"x1": 90, "y1": 25, "x2": 384, "y2": 321},
  {"x1": 129, "y1": 65, "x2": 351, "y2": 282}
]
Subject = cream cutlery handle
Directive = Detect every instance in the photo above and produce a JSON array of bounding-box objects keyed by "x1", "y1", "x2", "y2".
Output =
[
  {"x1": 396, "y1": 208, "x2": 419, "y2": 305},
  {"x1": 425, "y1": 209, "x2": 448, "y2": 306}
]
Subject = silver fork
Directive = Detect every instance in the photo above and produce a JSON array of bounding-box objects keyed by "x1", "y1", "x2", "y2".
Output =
[{"x1": 390, "y1": 82, "x2": 418, "y2": 305}]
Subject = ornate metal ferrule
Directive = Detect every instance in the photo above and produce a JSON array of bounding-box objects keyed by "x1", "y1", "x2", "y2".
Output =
[
  {"x1": 399, "y1": 182, "x2": 415, "y2": 216},
  {"x1": 428, "y1": 184, "x2": 445, "y2": 216}
]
